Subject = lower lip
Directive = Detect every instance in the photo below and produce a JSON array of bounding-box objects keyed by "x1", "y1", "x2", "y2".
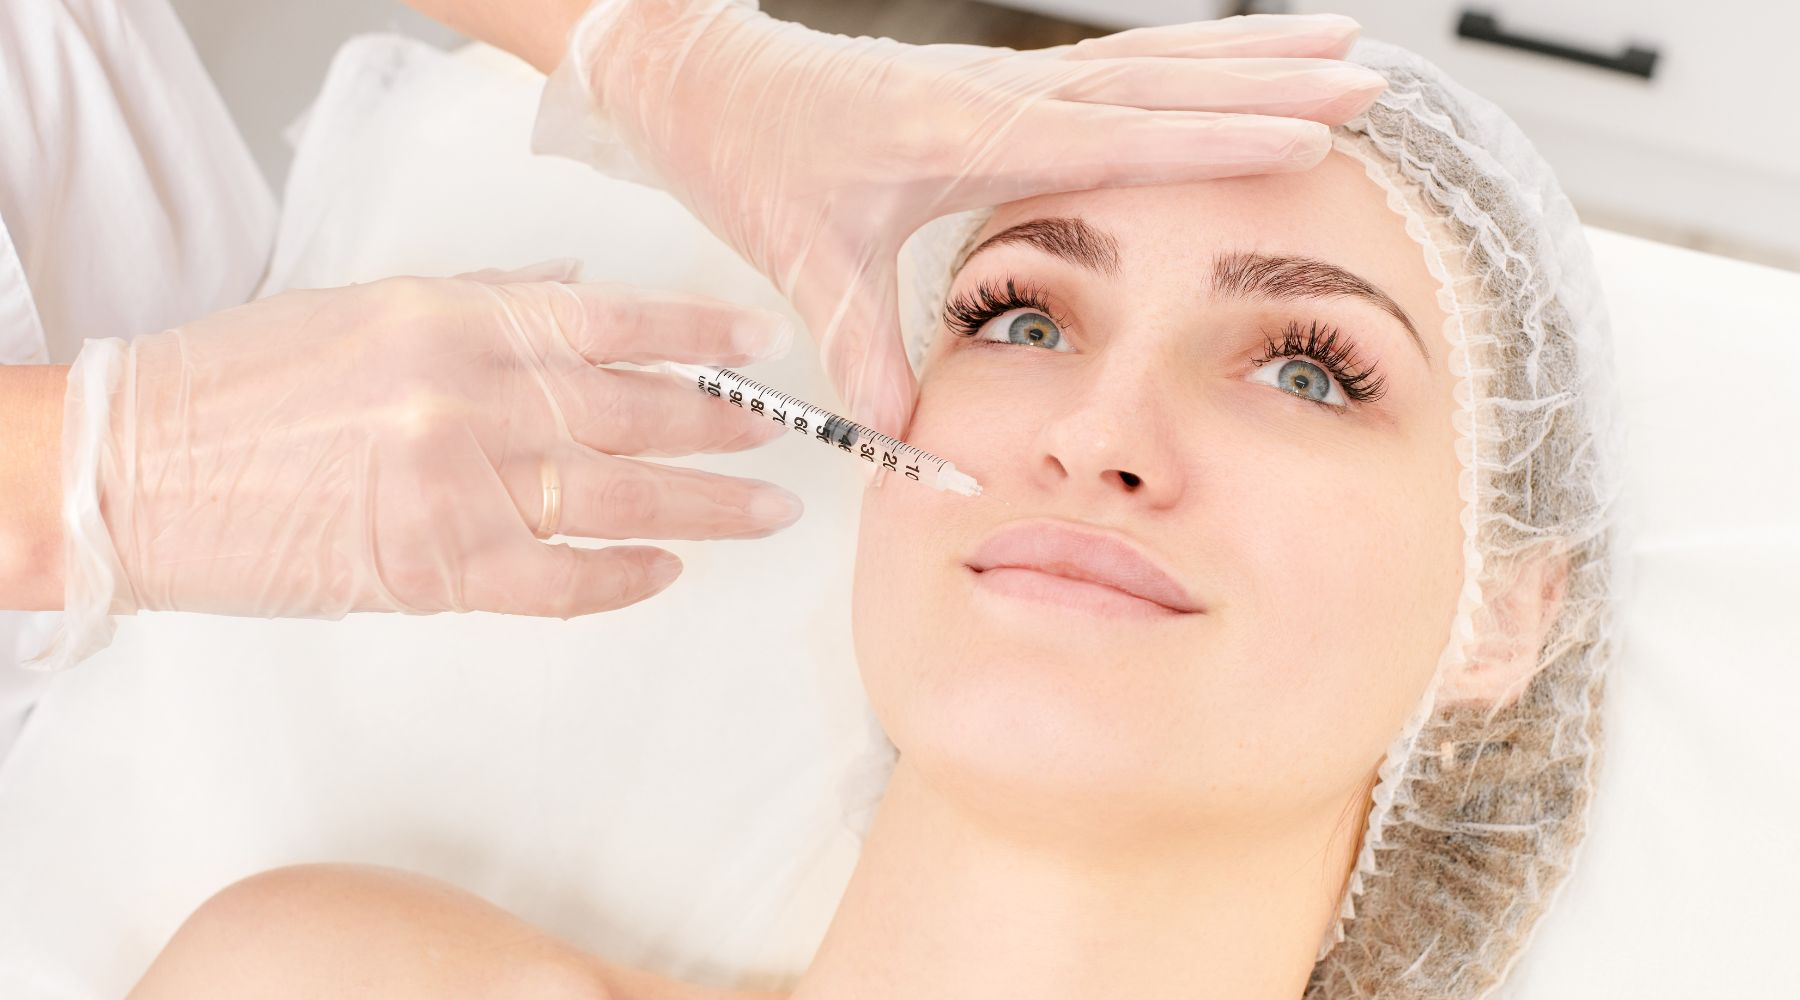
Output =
[{"x1": 968, "y1": 567, "x2": 1189, "y2": 621}]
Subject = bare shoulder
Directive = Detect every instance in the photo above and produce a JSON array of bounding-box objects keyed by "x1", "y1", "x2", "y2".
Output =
[{"x1": 128, "y1": 863, "x2": 790, "y2": 1000}]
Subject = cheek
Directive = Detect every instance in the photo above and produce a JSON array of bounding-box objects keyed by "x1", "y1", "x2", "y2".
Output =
[
  {"x1": 850, "y1": 472, "x2": 945, "y2": 696},
  {"x1": 849, "y1": 372, "x2": 1029, "y2": 737},
  {"x1": 1202, "y1": 420, "x2": 1465, "y2": 806}
]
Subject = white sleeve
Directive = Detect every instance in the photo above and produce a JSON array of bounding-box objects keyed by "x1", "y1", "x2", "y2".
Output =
[{"x1": 0, "y1": 0, "x2": 276, "y2": 363}]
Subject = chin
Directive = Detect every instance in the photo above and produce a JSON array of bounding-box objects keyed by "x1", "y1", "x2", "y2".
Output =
[{"x1": 895, "y1": 645, "x2": 1189, "y2": 814}]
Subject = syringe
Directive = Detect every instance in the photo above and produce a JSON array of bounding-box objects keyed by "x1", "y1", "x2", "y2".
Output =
[{"x1": 656, "y1": 363, "x2": 982, "y2": 497}]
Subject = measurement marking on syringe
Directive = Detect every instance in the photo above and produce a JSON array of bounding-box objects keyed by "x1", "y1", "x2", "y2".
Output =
[{"x1": 667, "y1": 364, "x2": 981, "y2": 497}]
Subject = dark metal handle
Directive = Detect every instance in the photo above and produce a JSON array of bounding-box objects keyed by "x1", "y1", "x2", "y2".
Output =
[{"x1": 1456, "y1": 9, "x2": 1659, "y2": 79}]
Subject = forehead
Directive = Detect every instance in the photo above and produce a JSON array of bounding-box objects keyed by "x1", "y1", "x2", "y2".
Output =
[{"x1": 974, "y1": 150, "x2": 1450, "y2": 354}]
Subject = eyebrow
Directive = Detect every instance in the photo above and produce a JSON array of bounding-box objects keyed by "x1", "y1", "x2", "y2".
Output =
[
  {"x1": 959, "y1": 217, "x2": 1121, "y2": 276},
  {"x1": 1212, "y1": 251, "x2": 1427, "y2": 359},
  {"x1": 957, "y1": 216, "x2": 1427, "y2": 360}
]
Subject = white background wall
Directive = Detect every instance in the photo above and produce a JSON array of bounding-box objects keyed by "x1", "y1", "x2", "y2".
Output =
[{"x1": 167, "y1": 0, "x2": 461, "y2": 188}]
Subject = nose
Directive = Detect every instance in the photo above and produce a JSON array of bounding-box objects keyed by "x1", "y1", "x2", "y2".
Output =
[{"x1": 1029, "y1": 356, "x2": 1185, "y2": 508}]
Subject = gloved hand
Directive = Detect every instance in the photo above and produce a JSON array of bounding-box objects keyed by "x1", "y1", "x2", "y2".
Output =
[
  {"x1": 31, "y1": 264, "x2": 802, "y2": 670},
  {"x1": 534, "y1": 2, "x2": 1386, "y2": 438}
]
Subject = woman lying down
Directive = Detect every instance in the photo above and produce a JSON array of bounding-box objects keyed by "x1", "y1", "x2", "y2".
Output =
[{"x1": 127, "y1": 39, "x2": 1620, "y2": 1000}]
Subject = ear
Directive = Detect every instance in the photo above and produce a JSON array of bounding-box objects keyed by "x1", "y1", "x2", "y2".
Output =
[{"x1": 1437, "y1": 553, "x2": 1570, "y2": 708}]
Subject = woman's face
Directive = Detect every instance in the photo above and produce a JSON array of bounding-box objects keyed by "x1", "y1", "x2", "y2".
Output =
[{"x1": 851, "y1": 149, "x2": 1467, "y2": 839}]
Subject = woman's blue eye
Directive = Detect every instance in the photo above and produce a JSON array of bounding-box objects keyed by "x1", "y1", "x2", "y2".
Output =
[
  {"x1": 1007, "y1": 312, "x2": 1060, "y2": 348},
  {"x1": 974, "y1": 308, "x2": 1071, "y2": 352},
  {"x1": 1278, "y1": 360, "x2": 1329, "y2": 400},
  {"x1": 1248, "y1": 356, "x2": 1348, "y2": 407}
]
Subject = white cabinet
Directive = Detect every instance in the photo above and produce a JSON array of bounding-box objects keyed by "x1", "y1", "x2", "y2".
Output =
[
  {"x1": 1283, "y1": 0, "x2": 1800, "y2": 261},
  {"x1": 994, "y1": 0, "x2": 1800, "y2": 263}
]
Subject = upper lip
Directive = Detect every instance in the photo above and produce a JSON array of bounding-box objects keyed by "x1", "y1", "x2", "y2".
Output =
[{"x1": 965, "y1": 519, "x2": 1203, "y2": 614}]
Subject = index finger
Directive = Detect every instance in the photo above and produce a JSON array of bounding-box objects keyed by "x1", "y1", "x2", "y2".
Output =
[
  {"x1": 1046, "y1": 13, "x2": 1362, "y2": 61},
  {"x1": 934, "y1": 104, "x2": 1331, "y2": 214},
  {"x1": 545, "y1": 282, "x2": 798, "y2": 367}
]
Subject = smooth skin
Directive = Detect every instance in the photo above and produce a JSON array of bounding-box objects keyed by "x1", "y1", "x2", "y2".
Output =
[
  {"x1": 0, "y1": 364, "x2": 64, "y2": 610},
  {"x1": 129, "y1": 151, "x2": 1565, "y2": 998},
  {"x1": 128, "y1": 863, "x2": 766, "y2": 1000},
  {"x1": 833, "y1": 154, "x2": 1469, "y2": 999}
]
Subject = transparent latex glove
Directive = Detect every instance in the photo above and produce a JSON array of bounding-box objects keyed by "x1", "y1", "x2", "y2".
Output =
[
  {"x1": 535, "y1": 2, "x2": 1386, "y2": 437},
  {"x1": 30, "y1": 263, "x2": 802, "y2": 670}
]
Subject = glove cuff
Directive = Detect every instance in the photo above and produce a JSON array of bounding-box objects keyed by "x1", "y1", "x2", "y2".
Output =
[{"x1": 22, "y1": 338, "x2": 133, "y2": 671}]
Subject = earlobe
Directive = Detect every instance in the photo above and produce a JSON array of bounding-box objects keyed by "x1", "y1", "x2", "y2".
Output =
[{"x1": 1437, "y1": 554, "x2": 1569, "y2": 708}]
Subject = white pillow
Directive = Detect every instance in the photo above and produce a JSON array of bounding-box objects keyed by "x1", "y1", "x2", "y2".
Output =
[
  {"x1": 1496, "y1": 228, "x2": 1800, "y2": 996},
  {"x1": 0, "y1": 35, "x2": 1792, "y2": 999}
]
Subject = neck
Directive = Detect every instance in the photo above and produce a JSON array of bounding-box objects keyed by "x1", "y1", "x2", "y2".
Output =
[{"x1": 790, "y1": 757, "x2": 1366, "y2": 1000}]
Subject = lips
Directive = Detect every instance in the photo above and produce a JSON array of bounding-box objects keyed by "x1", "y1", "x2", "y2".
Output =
[{"x1": 965, "y1": 520, "x2": 1202, "y2": 616}]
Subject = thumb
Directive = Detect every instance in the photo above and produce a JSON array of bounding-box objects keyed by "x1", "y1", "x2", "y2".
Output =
[{"x1": 817, "y1": 269, "x2": 919, "y2": 443}]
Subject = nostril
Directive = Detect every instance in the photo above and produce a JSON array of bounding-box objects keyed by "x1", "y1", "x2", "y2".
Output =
[{"x1": 1118, "y1": 471, "x2": 1142, "y2": 489}]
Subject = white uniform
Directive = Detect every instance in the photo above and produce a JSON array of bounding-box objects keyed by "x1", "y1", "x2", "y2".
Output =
[{"x1": 0, "y1": 0, "x2": 276, "y2": 762}]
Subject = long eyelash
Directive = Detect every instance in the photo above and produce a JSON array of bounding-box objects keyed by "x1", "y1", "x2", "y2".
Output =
[
  {"x1": 1251, "y1": 319, "x2": 1388, "y2": 403},
  {"x1": 943, "y1": 278, "x2": 1062, "y2": 339}
]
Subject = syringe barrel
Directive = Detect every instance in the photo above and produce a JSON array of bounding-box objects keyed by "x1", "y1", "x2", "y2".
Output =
[{"x1": 678, "y1": 365, "x2": 953, "y2": 486}]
